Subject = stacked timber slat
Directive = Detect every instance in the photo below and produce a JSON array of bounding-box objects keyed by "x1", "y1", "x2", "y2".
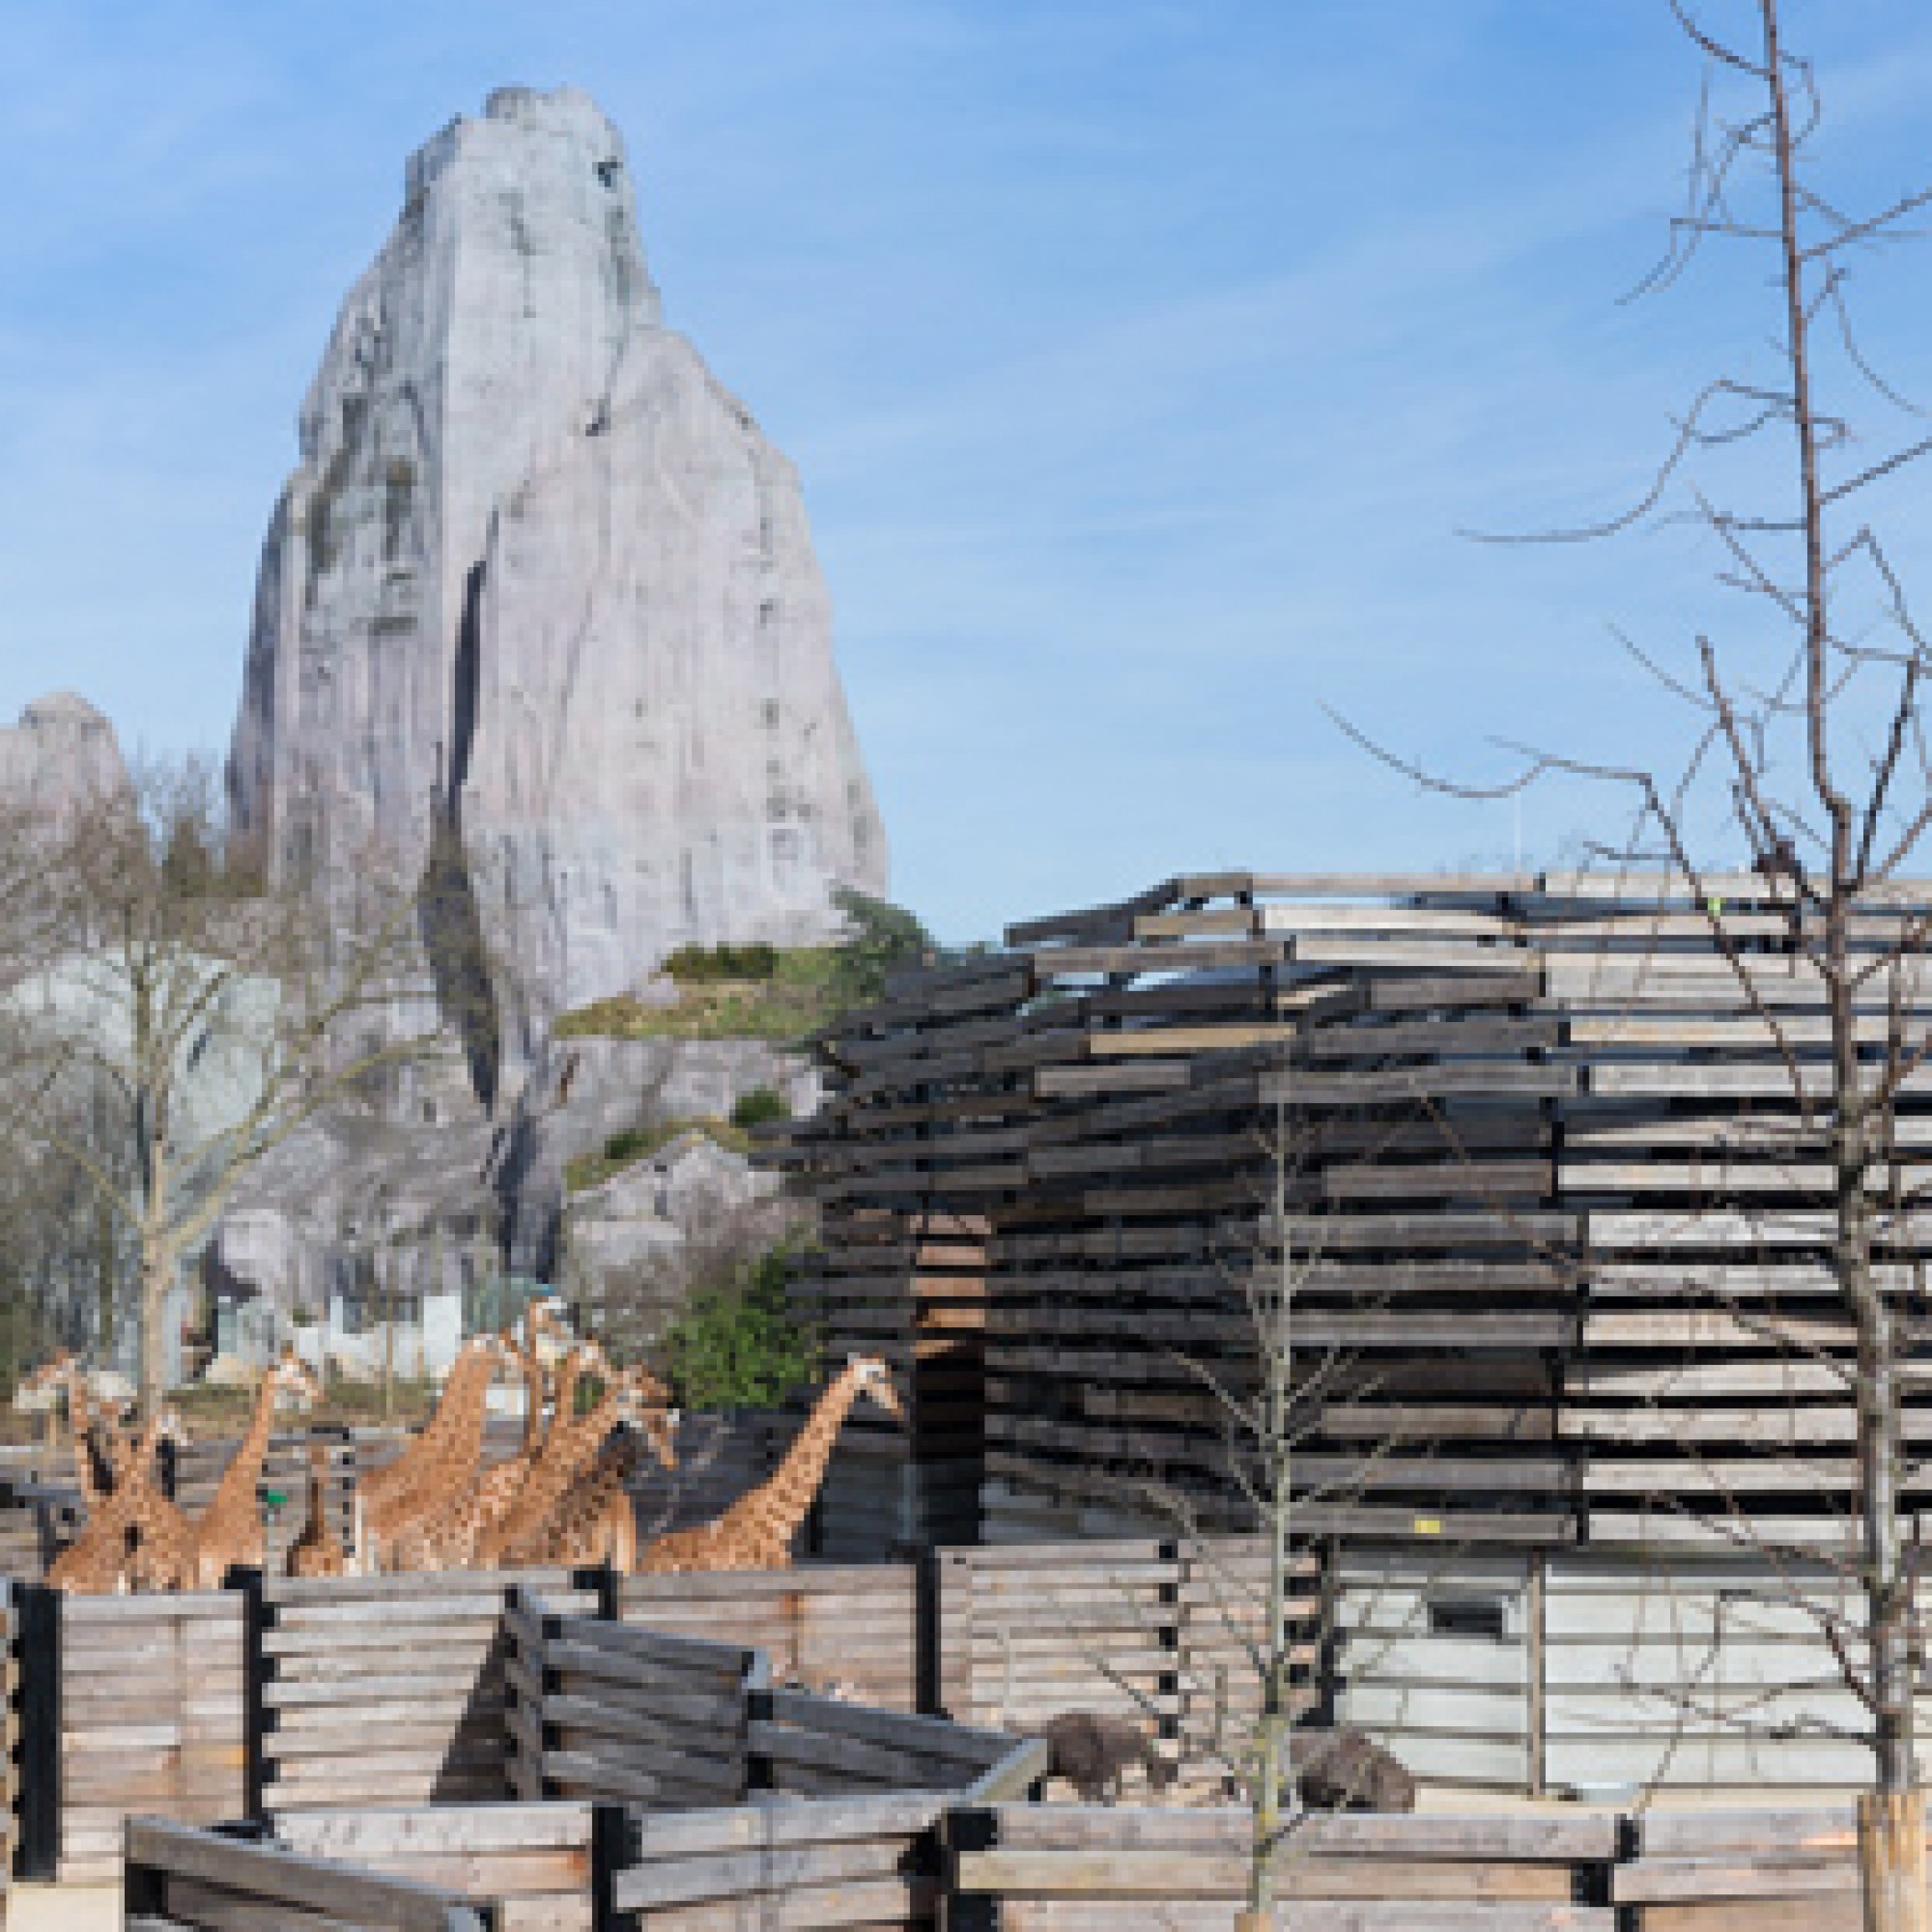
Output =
[
  {"x1": 944, "y1": 1804, "x2": 1619, "y2": 1930},
  {"x1": 60, "y1": 1593, "x2": 246, "y2": 1883},
  {"x1": 611, "y1": 1795, "x2": 948, "y2": 1928},
  {"x1": 273, "y1": 1804, "x2": 594, "y2": 1932},
  {"x1": 619, "y1": 1567, "x2": 918, "y2": 1708},
  {"x1": 782, "y1": 869, "x2": 1932, "y2": 1555},
  {"x1": 258, "y1": 1570, "x2": 597, "y2": 1817}
]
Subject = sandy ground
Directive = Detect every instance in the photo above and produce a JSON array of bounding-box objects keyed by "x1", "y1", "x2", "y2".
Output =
[{"x1": 9, "y1": 1886, "x2": 117, "y2": 1930}]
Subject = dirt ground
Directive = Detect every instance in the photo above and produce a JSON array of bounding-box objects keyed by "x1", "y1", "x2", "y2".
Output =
[{"x1": 10, "y1": 1885, "x2": 117, "y2": 1930}]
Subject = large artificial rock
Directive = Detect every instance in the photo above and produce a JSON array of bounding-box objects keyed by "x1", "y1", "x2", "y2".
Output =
[
  {"x1": 0, "y1": 693, "x2": 128, "y2": 817},
  {"x1": 227, "y1": 86, "x2": 887, "y2": 1086}
]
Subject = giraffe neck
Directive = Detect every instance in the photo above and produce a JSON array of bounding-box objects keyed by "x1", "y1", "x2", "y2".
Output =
[
  {"x1": 426, "y1": 1347, "x2": 495, "y2": 1445},
  {"x1": 206, "y1": 1374, "x2": 281, "y2": 1526},
  {"x1": 722, "y1": 1367, "x2": 865, "y2": 1550},
  {"x1": 516, "y1": 1348, "x2": 547, "y2": 1456},
  {"x1": 67, "y1": 1374, "x2": 105, "y2": 1509},
  {"x1": 495, "y1": 1382, "x2": 627, "y2": 1541}
]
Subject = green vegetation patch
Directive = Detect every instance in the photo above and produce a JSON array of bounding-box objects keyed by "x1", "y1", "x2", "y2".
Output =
[
  {"x1": 554, "y1": 892, "x2": 934, "y2": 1045},
  {"x1": 564, "y1": 1115, "x2": 754, "y2": 1194},
  {"x1": 664, "y1": 1243, "x2": 817, "y2": 1410}
]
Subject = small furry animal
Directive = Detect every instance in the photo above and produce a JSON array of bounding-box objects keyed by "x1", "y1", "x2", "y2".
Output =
[
  {"x1": 1292, "y1": 1726, "x2": 1416, "y2": 1812},
  {"x1": 1040, "y1": 1711, "x2": 1179, "y2": 1804}
]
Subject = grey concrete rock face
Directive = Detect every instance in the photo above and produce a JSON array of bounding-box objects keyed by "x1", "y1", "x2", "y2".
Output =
[
  {"x1": 492, "y1": 1031, "x2": 812, "y2": 1276},
  {"x1": 0, "y1": 693, "x2": 128, "y2": 816},
  {"x1": 228, "y1": 86, "x2": 887, "y2": 1075}
]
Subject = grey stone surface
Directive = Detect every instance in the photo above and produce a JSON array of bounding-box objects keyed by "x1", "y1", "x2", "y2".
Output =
[
  {"x1": 0, "y1": 693, "x2": 127, "y2": 816},
  {"x1": 562, "y1": 1127, "x2": 798, "y2": 1350},
  {"x1": 492, "y1": 1031, "x2": 810, "y2": 1276},
  {"x1": 227, "y1": 85, "x2": 887, "y2": 1078}
]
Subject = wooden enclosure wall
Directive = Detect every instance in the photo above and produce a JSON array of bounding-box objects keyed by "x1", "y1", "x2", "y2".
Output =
[
  {"x1": 782, "y1": 869, "x2": 1932, "y2": 1555},
  {"x1": 59, "y1": 1593, "x2": 245, "y2": 1883},
  {"x1": 937, "y1": 1538, "x2": 1321, "y2": 1787},
  {"x1": 122, "y1": 1817, "x2": 490, "y2": 1931},
  {"x1": 274, "y1": 1803, "x2": 595, "y2": 1932},
  {"x1": 944, "y1": 1804, "x2": 1619, "y2": 1931},
  {"x1": 259, "y1": 1569, "x2": 596, "y2": 1817},
  {"x1": 1612, "y1": 1806, "x2": 1932, "y2": 1929},
  {"x1": 505, "y1": 1595, "x2": 1023, "y2": 1812},
  {"x1": 617, "y1": 1566, "x2": 920, "y2": 1708},
  {"x1": 756, "y1": 1690, "x2": 1018, "y2": 1799},
  {"x1": 507, "y1": 1601, "x2": 759, "y2": 1810},
  {"x1": 611, "y1": 1794, "x2": 948, "y2": 1930},
  {"x1": 1334, "y1": 1545, "x2": 1932, "y2": 1796}
]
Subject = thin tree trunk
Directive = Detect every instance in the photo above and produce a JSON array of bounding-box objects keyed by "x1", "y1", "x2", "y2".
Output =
[{"x1": 139, "y1": 1221, "x2": 170, "y2": 1417}]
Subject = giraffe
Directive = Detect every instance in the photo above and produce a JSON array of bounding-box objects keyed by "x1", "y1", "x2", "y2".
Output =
[
  {"x1": 362, "y1": 1330, "x2": 525, "y2": 1568},
  {"x1": 14, "y1": 1352, "x2": 126, "y2": 1511},
  {"x1": 358, "y1": 1332, "x2": 513, "y2": 1523},
  {"x1": 45, "y1": 1407, "x2": 193, "y2": 1594},
  {"x1": 186, "y1": 1350, "x2": 322, "y2": 1588},
  {"x1": 285, "y1": 1443, "x2": 347, "y2": 1578},
  {"x1": 515, "y1": 1406, "x2": 678, "y2": 1572},
  {"x1": 635, "y1": 1355, "x2": 902, "y2": 1575},
  {"x1": 476, "y1": 1362, "x2": 674, "y2": 1569},
  {"x1": 379, "y1": 1329, "x2": 568, "y2": 1573}
]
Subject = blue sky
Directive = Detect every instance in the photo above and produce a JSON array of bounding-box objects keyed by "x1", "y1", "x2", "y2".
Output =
[{"x1": 5, "y1": 2, "x2": 1932, "y2": 941}]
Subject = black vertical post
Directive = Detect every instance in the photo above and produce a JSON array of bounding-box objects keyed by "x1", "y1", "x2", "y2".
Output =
[
  {"x1": 1313, "y1": 1536, "x2": 1342, "y2": 1731},
  {"x1": 943, "y1": 1805, "x2": 1003, "y2": 1932},
  {"x1": 14, "y1": 1582, "x2": 59, "y2": 1881},
  {"x1": 229, "y1": 1566, "x2": 270, "y2": 1825},
  {"x1": 589, "y1": 1801, "x2": 638, "y2": 1932},
  {"x1": 1157, "y1": 1538, "x2": 1180, "y2": 1774},
  {"x1": 572, "y1": 1563, "x2": 620, "y2": 1624},
  {"x1": 743, "y1": 1651, "x2": 773, "y2": 1799},
  {"x1": 915, "y1": 1544, "x2": 942, "y2": 1717}
]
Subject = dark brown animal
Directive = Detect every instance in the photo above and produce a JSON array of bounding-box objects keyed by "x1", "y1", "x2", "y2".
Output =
[
  {"x1": 1040, "y1": 1711, "x2": 1179, "y2": 1804},
  {"x1": 1292, "y1": 1726, "x2": 1416, "y2": 1811}
]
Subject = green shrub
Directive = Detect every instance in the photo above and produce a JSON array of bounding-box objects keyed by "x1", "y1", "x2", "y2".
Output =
[
  {"x1": 664, "y1": 1245, "x2": 816, "y2": 1410},
  {"x1": 664, "y1": 941, "x2": 780, "y2": 985},
  {"x1": 828, "y1": 889, "x2": 933, "y2": 1009},
  {"x1": 729, "y1": 1086, "x2": 788, "y2": 1131}
]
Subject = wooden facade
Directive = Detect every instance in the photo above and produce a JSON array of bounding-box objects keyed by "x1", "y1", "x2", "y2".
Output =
[{"x1": 782, "y1": 869, "x2": 1932, "y2": 1552}]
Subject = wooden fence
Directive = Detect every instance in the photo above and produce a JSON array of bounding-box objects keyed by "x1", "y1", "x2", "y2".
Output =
[
  {"x1": 258, "y1": 1569, "x2": 599, "y2": 1817},
  {"x1": 505, "y1": 1593, "x2": 1030, "y2": 1812},
  {"x1": 1612, "y1": 1805, "x2": 1932, "y2": 1930},
  {"x1": 123, "y1": 1817, "x2": 492, "y2": 1930},
  {"x1": 506, "y1": 1601, "x2": 760, "y2": 1810},
  {"x1": 758, "y1": 1690, "x2": 1021, "y2": 1799},
  {"x1": 939, "y1": 1538, "x2": 1322, "y2": 1787},
  {"x1": 121, "y1": 1798, "x2": 1932, "y2": 1932},
  {"x1": 618, "y1": 1564, "x2": 920, "y2": 1706},
  {"x1": 944, "y1": 1804, "x2": 1620, "y2": 1930},
  {"x1": 275, "y1": 1803, "x2": 595, "y2": 1932},
  {"x1": 611, "y1": 1793, "x2": 949, "y2": 1929},
  {"x1": 59, "y1": 1592, "x2": 246, "y2": 1884}
]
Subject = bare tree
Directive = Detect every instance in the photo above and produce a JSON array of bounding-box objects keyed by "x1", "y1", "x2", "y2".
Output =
[
  {"x1": 0, "y1": 756, "x2": 476, "y2": 1413},
  {"x1": 1343, "y1": 4, "x2": 1932, "y2": 1920}
]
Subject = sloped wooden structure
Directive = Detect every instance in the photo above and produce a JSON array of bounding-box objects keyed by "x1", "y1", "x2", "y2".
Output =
[{"x1": 782, "y1": 869, "x2": 1932, "y2": 1552}]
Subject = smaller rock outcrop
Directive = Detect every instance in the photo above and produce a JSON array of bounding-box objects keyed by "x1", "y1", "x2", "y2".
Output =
[{"x1": 0, "y1": 693, "x2": 128, "y2": 817}]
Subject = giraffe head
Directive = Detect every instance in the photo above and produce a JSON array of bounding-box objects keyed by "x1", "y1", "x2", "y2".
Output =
[
  {"x1": 265, "y1": 1349, "x2": 324, "y2": 1413},
  {"x1": 525, "y1": 1296, "x2": 575, "y2": 1367},
  {"x1": 13, "y1": 1350, "x2": 79, "y2": 1413},
  {"x1": 847, "y1": 1353, "x2": 905, "y2": 1421},
  {"x1": 611, "y1": 1369, "x2": 679, "y2": 1468}
]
